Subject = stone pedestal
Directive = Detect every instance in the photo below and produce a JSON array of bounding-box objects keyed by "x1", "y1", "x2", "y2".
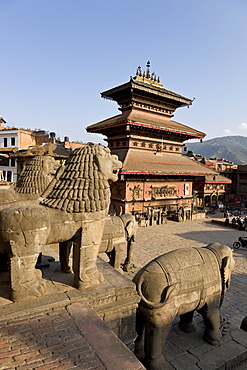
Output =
[
  {"x1": 67, "y1": 257, "x2": 140, "y2": 347},
  {"x1": 0, "y1": 252, "x2": 139, "y2": 349}
]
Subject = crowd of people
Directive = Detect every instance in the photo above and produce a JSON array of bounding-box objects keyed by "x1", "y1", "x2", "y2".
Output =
[{"x1": 225, "y1": 215, "x2": 247, "y2": 230}]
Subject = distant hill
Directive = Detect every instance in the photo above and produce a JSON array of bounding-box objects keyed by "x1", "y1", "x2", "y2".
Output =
[{"x1": 184, "y1": 136, "x2": 247, "y2": 165}]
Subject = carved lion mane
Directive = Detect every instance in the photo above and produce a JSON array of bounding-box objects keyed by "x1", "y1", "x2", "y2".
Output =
[
  {"x1": 15, "y1": 156, "x2": 54, "y2": 195},
  {"x1": 41, "y1": 143, "x2": 111, "y2": 213}
]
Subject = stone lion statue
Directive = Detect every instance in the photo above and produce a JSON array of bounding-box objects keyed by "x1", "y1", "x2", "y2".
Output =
[
  {"x1": 0, "y1": 155, "x2": 59, "y2": 204},
  {"x1": 0, "y1": 143, "x2": 122, "y2": 301}
]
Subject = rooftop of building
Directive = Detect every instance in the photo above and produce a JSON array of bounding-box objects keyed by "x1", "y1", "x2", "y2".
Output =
[
  {"x1": 118, "y1": 149, "x2": 231, "y2": 182},
  {"x1": 87, "y1": 62, "x2": 205, "y2": 141},
  {"x1": 87, "y1": 109, "x2": 205, "y2": 140},
  {"x1": 101, "y1": 61, "x2": 193, "y2": 108}
]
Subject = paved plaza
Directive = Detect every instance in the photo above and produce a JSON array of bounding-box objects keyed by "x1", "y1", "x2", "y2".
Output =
[
  {"x1": 1, "y1": 212, "x2": 247, "y2": 369},
  {"x1": 124, "y1": 213, "x2": 247, "y2": 328}
]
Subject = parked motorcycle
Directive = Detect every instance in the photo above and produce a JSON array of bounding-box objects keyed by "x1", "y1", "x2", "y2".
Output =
[{"x1": 233, "y1": 236, "x2": 247, "y2": 249}]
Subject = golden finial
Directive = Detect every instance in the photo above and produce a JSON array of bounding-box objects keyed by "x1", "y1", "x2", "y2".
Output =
[
  {"x1": 136, "y1": 66, "x2": 142, "y2": 77},
  {"x1": 146, "y1": 61, "x2": 151, "y2": 79},
  {"x1": 134, "y1": 62, "x2": 163, "y2": 86}
]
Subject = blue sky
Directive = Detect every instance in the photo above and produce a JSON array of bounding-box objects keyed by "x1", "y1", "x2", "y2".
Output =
[{"x1": 1, "y1": 0, "x2": 247, "y2": 144}]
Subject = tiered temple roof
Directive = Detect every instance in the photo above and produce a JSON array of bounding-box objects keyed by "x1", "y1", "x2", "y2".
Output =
[{"x1": 87, "y1": 62, "x2": 230, "y2": 184}]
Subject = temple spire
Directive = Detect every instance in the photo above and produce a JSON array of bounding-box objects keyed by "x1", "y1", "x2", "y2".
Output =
[{"x1": 134, "y1": 61, "x2": 162, "y2": 86}]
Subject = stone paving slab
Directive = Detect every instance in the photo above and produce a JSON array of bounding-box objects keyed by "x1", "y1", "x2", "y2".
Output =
[
  {"x1": 0, "y1": 254, "x2": 142, "y2": 369},
  {"x1": 1, "y1": 212, "x2": 247, "y2": 369},
  {"x1": 122, "y1": 213, "x2": 247, "y2": 369},
  {"x1": 124, "y1": 215, "x2": 247, "y2": 329},
  {"x1": 0, "y1": 300, "x2": 145, "y2": 370},
  {"x1": 162, "y1": 316, "x2": 247, "y2": 370}
]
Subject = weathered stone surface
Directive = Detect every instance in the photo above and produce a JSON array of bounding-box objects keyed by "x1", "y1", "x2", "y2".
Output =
[
  {"x1": 0, "y1": 143, "x2": 122, "y2": 301},
  {"x1": 0, "y1": 253, "x2": 140, "y2": 349},
  {"x1": 0, "y1": 232, "x2": 246, "y2": 369},
  {"x1": 0, "y1": 298, "x2": 145, "y2": 370},
  {"x1": 59, "y1": 213, "x2": 138, "y2": 274},
  {"x1": 67, "y1": 301, "x2": 145, "y2": 370},
  {"x1": 133, "y1": 243, "x2": 235, "y2": 370}
]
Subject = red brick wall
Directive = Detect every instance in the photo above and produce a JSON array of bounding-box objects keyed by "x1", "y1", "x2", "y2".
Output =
[
  {"x1": 111, "y1": 180, "x2": 193, "y2": 214},
  {"x1": 18, "y1": 130, "x2": 36, "y2": 149}
]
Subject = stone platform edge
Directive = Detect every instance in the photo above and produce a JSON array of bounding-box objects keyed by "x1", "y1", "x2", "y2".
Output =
[{"x1": 67, "y1": 301, "x2": 145, "y2": 370}]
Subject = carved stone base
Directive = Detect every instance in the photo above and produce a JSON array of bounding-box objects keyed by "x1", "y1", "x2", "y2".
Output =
[
  {"x1": 0, "y1": 253, "x2": 140, "y2": 348},
  {"x1": 67, "y1": 257, "x2": 140, "y2": 347}
]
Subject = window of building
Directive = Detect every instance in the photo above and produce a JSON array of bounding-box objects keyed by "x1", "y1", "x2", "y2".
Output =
[
  {"x1": 7, "y1": 171, "x2": 12, "y2": 182},
  {"x1": 184, "y1": 183, "x2": 190, "y2": 195},
  {"x1": 2, "y1": 171, "x2": 6, "y2": 180},
  {"x1": 11, "y1": 137, "x2": 16, "y2": 146},
  {"x1": 169, "y1": 146, "x2": 173, "y2": 151},
  {"x1": 3, "y1": 138, "x2": 7, "y2": 147},
  {"x1": 10, "y1": 158, "x2": 15, "y2": 167},
  {"x1": 149, "y1": 143, "x2": 153, "y2": 148},
  {"x1": 1, "y1": 157, "x2": 9, "y2": 166},
  {"x1": 141, "y1": 142, "x2": 146, "y2": 147},
  {"x1": 133, "y1": 142, "x2": 138, "y2": 146}
]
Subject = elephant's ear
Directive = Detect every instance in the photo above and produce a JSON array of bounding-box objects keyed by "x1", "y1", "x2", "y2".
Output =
[
  {"x1": 126, "y1": 221, "x2": 134, "y2": 239},
  {"x1": 221, "y1": 256, "x2": 231, "y2": 289},
  {"x1": 162, "y1": 283, "x2": 179, "y2": 302}
]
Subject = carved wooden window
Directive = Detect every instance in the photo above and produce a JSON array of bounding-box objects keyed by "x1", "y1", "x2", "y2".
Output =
[
  {"x1": 184, "y1": 183, "x2": 190, "y2": 195},
  {"x1": 133, "y1": 142, "x2": 138, "y2": 146},
  {"x1": 149, "y1": 143, "x2": 153, "y2": 148},
  {"x1": 141, "y1": 142, "x2": 146, "y2": 147}
]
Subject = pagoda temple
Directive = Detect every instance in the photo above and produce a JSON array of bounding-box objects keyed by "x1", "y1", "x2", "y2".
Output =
[{"x1": 87, "y1": 62, "x2": 230, "y2": 224}]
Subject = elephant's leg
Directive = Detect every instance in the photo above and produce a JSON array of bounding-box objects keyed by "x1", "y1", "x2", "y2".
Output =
[
  {"x1": 59, "y1": 241, "x2": 73, "y2": 273},
  {"x1": 123, "y1": 239, "x2": 134, "y2": 272},
  {"x1": 179, "y1": 310, "x2": 197, "y2": 333},
  {"x1": 108, "y1": 245, "x2": 124, "y2": 273},
  {"x1": 107, "y1": 251, "x2": 115, "y2": 268},
  {"x1": 73, "y1": 220, "x2": 104, "y2": 290},
  {"x1": 134, "y1": 308, "x2": 145, "y2": 361},
  {"x1": 144, "y1": 323, "x2": 169, "y2": 370},
  {"x1": 198, "y1": 305, "x2": 222, "y2": 345},
  {"x1": 10, "y1": 254, "x2": 46, "y2": 301}
]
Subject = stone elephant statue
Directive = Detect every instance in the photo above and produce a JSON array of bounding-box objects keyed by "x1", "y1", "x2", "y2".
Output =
[
  {"x1": 59, "y1": 213, "x2": 138, "y2": 273},
  {"x1": 133, "y1": 243, "x2": 235, "y2": 370}
]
